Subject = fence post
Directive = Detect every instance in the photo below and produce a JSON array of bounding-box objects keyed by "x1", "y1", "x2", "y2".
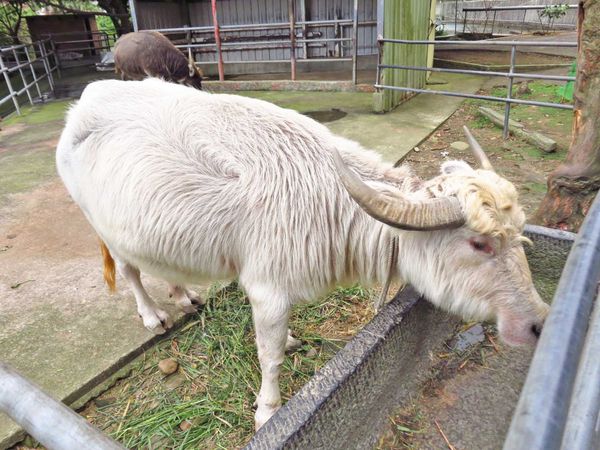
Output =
[
  {"x1": 289, "y1": 0, "x2": 297, "y2": 81},
  {"x1": 375, "y1": 37, "x2": 383, "y2": 87},
  {"x1": 211, "y1": 0, "x2": 224, "y2": 81},
  {"x1": 0, "y1": 52, "x2": 21, "y2": 115},
  {"x1": 12, "y1": 47, "x2": 34, "y2": 105},
  {"x1": 38, "y1": 40, "x2": 55, "y2": 92},
  {"x1": 49, "y1": 38, "x2": 61, "y2": 77},
  {"x1": 352, "y1": 0, "x2": 358, "y2": 84},
  {"x1": 503, "y1": 45, "x2": 516, "y2": 139},
  {"x1": 299, "y1": 0, "x2": 307, "y2": 58},
  {"x1": 23, "y1": 44, "x2": 43, "y2": 98}
]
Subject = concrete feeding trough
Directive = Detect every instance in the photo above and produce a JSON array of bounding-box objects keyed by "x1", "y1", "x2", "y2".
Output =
[
  {"x1": 0, "y1": 225, "x2": 574, "y2": 449},
  {"x1": 246, "y1": 224, "x2": 575, "y2": 450}
]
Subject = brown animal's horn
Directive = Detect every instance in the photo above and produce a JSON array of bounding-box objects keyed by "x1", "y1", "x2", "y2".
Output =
[
  {"x1": 463, "y1": 126, "x2": 494, "y2": 171},
  {"x1": 332, "y1": 150, "x2": 465, "y2": 231}
]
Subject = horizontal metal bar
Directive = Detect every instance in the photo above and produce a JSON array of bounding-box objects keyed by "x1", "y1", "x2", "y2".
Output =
[
  {"x1": 0, "y1": 94, "x2": 17, "y2": 106},
  {"x1": 464, "y1": 4, "x2": 578, "y2": 12},
  {"x1": 55, "y1": 45, "x2": 112, "y2": 53},
  {"x1": 151, "y1": 20, "x2": 376, "y2": 35},
  {"x1": 0, "y1": 362, "x2": 125, "y2": 450},
  {"x1": 297, "y1": 37, "x2": 353, "y2": 43},
  {"x1": 378, "y1": 64, "x2": 576, "y2": 82},
  {"x1": 378, "y1": 39, "x2": 577, "y2": 47},
  {"x1": 53, "y1": 38, "x2": 111, "y2": 45},
  {"x1": 374, "y1": 84, "x2": 574, "y2": 109},
  {"x1": 504, "y1": 194, "x2": 600, "y2": 450}
]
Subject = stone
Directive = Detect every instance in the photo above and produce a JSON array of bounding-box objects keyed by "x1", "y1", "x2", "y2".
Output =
[
  {"x1": 163, "y1": 372, "x2": 186, "y2": 391},
  {"x1": 450, "y1": 141, "x2": 469, "y2": 151},
  {"x1": 179, "y1": 420, "x2": 192, "y2": 432},
  {"x1": 158, "y1": 358, "x2": 178, "y2": 376},
  {"x1": 453, "y1": 324, "x2": 485, "y2": 352},
  {"x1": 305, "y1": 347, "x2": 318, "y2": 358}
]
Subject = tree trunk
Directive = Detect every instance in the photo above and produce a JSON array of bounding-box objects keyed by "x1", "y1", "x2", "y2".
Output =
[
  {"x1": 533, "y1": 1, "x2": 600, "y2": 231},
  {"x1": 96, "y1": 0, "x2": 132, "y2": 36}
]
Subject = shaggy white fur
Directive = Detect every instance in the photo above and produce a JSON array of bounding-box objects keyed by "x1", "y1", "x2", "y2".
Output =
[{"x1": 56, "y1": 78, "x2": 548, "y2": 429}]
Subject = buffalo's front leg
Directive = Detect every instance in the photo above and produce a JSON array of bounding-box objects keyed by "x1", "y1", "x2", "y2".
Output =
[{"x1": 248, "y1": 287, "x2": 290, "y2": 430}]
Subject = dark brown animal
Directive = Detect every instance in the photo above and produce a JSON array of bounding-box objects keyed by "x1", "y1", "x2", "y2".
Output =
[{"x1": 114, "y1": 31, "x2": 203, "y2": 90}]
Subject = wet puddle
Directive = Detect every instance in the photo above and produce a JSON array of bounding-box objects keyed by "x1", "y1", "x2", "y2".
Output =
[{"x1": 303, "y1": 108, "x2": 347, "y2": 123}]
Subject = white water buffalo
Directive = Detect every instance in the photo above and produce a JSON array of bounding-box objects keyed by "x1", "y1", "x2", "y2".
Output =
[
  {"x1": 114, "y1": 31, "x2": 203, "y2": 90},
  {"x1": 56, "y1": 78, "x2": 548, "y2": 429}
]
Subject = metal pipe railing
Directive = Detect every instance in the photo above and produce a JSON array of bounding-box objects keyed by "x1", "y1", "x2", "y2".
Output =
[
  {"x1": 504, "y1": 193, "x2": 600, "y2": 450},
  {"x1": 0, "y1": 362, "x2": 124, "y2": 450},
  {"x1": 376, "y1": 37, "x2": 576, "y2": 135},
  {"x1": 147, "y1": 14, "x2": 372, "y2": 82},
  {"x1": 0, "y1": 39, "x2": 58, "y2": 117}
]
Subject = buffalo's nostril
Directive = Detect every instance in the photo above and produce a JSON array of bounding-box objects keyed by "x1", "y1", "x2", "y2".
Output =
[{"x1": 531, "y1": 324, "x2": 542, "y2": 338}]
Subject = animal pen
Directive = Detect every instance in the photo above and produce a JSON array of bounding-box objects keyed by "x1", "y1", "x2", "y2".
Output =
[
  {"x1": 127, "y1": 0, "x2": 436, "y2": 97},
  {"x1": 0, "y1": 40, "x2": 59, "y2": 117}
]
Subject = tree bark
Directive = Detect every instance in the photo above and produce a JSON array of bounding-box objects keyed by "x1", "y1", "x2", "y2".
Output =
[
  {"x1": 96, "y1": 0, "x2": 132, "y2": 36},
  {"x1": 533, "y1": 1, "x2": 600, "y2": 231}
]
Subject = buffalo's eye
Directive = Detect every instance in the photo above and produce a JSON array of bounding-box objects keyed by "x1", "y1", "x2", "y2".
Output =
[{"x1": 469, "y1": 237, "x2": 495, "y2": 255}]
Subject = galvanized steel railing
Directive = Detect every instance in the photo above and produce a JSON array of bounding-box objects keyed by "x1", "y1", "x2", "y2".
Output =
[
  {"x1": 0, "y1": 362, "x2": 124, "y2": 450},
  {"x1": 375, "y1": 37, "x2": 577, "y2": 138},
  {"x1": 0, "y1": 39, "x2": 59, "y2": 117},
  {"x1": 143, "y1": 0, "x2": 365, "y2": 83},
  {"x1": 504, "y1": 193, "x2": 600, "y2": 450}
]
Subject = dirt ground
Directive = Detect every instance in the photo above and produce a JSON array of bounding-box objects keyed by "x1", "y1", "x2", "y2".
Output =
[
  {"x1": 404, "y1": 80, "x2": 572, "y2": 220},
  {"x1": 434, "y1": 49, "x2": 573, "y2": 66}
]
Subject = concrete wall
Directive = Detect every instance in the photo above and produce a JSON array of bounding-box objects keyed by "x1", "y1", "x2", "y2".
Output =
[{"x1": 437, "y1": 0, "x2": 578, "y2": 32}]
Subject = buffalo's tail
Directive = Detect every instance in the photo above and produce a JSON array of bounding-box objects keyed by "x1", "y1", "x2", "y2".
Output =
[{"x1": 99, "y1": 239, "x2": 116, "y2": 293}]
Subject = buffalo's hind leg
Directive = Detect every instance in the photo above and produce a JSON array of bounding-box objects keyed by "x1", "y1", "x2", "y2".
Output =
[
  {"x1": 168, "y1": 284, "x2": 206, "y2": 314},
  {"x1": 246, "y1": 284, "x2": 290, "y2": 430},
  {"x1": 116, "y1": 260, "x2": 173, "y2": 334}
]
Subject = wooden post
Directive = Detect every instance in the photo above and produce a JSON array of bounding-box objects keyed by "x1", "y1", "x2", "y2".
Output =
[
  {"x1": 211, "y1": 0, "x2": 225, "y2": 81},
  {"x1": 352, "y1": 0, "x2": 359, "y2": 84},
  {"x1": 289, "y1": 0, "x2": 297, "y2": 81}
]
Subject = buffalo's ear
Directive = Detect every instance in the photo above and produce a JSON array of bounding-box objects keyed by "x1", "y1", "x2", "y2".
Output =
[
  {"x1": 441, "y1": 160, "x2": 474, "y2": 175},
  {"x1": 188, "y1": 64, "x2": 195, "y2": 77}
]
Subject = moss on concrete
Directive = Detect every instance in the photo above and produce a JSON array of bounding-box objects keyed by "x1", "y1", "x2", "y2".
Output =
[
  {"x1": 0, "y1": 147, "x2": 57, "y2": 205},
  {"x1": 2, "y1": 100, "x2": 70, "y2": 127}
]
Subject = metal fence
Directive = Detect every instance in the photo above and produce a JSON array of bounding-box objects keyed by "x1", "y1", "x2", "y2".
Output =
[
  {"x1": 375, "y1": 38, "x2": 576, "y2": 138},
  {"x1": 504, "y1": 194, "x2": 600, "y2": 450},
  {"x1": 146, "y1": 0, "x2": 364, "y2": 83},
  {"x1": 438, "y1": 1, "x2": 579, "y2": 35},
  {"x1": 43, "y1": 30, "x2": 117, "y2": 68},
  {"x1": 0, "y1": 39, "x2": 59, "y2": 117},
  {"x1": 460, "y1": 4, "x2": 579, "y2": 35}
]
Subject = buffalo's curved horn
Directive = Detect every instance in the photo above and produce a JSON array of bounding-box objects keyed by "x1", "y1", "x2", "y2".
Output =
[
  {"x1": 332, "y1": 150, "x2": 465, "y2": 231},
  {"x1": 188, "y1": 47, "x2": 195, "y2": 77},
  {"x1": 463, "y1": 126, "x2": 494, "y2": 171}
]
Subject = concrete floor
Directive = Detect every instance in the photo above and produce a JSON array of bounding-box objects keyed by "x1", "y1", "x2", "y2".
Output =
[{"x1": 0, "y1": 73, "x2": 487, "y2": 448}]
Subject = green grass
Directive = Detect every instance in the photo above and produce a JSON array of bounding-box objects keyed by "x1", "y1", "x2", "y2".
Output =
[
  {"x1": 85, "y1": 282, "x2": 373, "y2": 449},
  {"x1": 1, "y1": 99, "x2": 71, "y2": 127}
]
